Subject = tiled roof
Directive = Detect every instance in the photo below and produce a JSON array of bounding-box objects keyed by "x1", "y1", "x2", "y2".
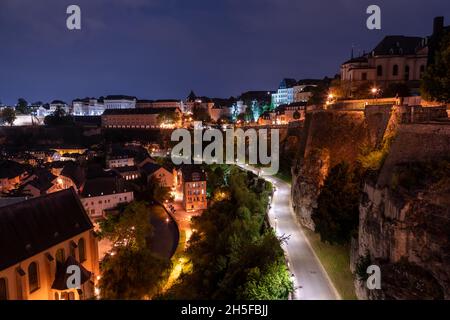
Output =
[
  {"x1": 0, "y1": 188, "x2": 93, "y2": 270},
  {"x1": 372, "y1": 36, "x2": 424, "y2": 56},
  {"x1": 0, "y1": 160, "x2": 28, "y2": 179}
]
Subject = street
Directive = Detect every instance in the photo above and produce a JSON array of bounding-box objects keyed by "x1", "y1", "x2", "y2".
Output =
[{"x1": 239, "y1": 164, "x2": 339, "y2": 300}]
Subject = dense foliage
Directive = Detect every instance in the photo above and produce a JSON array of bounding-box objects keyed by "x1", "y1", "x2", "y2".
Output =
[
  {"x1": 312, "y1": 162, "x2": 361, "y2": 245},
  {"x1": 0, "y1": 107, "x2": 16, "y2": 126},
  {"x1": 99, "y1": 201, "x2": 172, "y2": 299},
  {"x1": 163, "y1": 166, "x2": 293, "y2": 300},
  {"x1": 421, "y1": 32, "x2": 450, "y2": 103}
]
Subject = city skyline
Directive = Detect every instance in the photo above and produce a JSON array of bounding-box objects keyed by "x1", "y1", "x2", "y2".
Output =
[{"x1": 1, "y1": 0, "x2": 449, "y2": 105}]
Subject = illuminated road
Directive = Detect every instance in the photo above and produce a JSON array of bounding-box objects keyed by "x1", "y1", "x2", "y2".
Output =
[{"x1": 239, "y1": 164, "x2": 339, "y2": 300}]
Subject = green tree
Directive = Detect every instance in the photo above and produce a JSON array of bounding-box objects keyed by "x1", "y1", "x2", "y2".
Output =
[
  {"x1": 1, "y1": 107, "x2": 16, "y2": 126},
  {"x1": 312, "y1": 162, "x2": 361, "y2": 245},
  {"x1": 99, "y1": 201, "x2": 152, "y2": 250},
  {"x1": 421, "y1": 32, "x2": 450, "y2": 103},
  {"x1": 99, "y1": 247, "x2": 171, "y2": 299},
  {"x1": 148, "y1": 176, "x2": 172, "y2": 203},
  {"x1": 293, "y1": 111, "x2": 301, "y2": 120}
]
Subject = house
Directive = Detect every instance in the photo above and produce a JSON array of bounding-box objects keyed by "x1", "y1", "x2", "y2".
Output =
[
  {"x1": 72, "y1": 98, "x2": 105, "y2": 116},
  {"x1": 80, "y1": 177, "x2": 134, "y2": 220},
  {"x1": 0, "y1": 160, "x2": 29, "y2": 193},
  {"x1": 22, "y1": 169, "x2": 60, "y2": 197},
  {"x1": 141, "y1": 163, "x2": 175, "y2": 188},
  {"x1": 272, "y1": 78, "x2": 297, "y2": 108},
  {"x1": 106, "y1": 152, "x2": 135, "y2": 169},
  {"x1": 0, "y1": 189, "x2": 99, "y2": 300},
  {"x1": 340, "y1": 17, "x2": 450, "y2": 91},
  {"x1": 113, "y1": 165, "x2": 141, "y2": 181},
  {"x1": 58, "y1": 162, "x2": 86, "y2": 193},
  {"x1": 180, "y1": 166, "x2": 207, "y2": 212}
]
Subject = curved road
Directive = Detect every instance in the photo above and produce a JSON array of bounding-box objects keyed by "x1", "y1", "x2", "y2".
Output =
[{"x1": 239, "y1": 164, "x2": 339, "y2": 300}]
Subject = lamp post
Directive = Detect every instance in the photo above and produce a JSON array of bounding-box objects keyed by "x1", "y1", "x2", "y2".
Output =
[{"x1": 371, "y1": 87, "x2": 380, "y2": 104}]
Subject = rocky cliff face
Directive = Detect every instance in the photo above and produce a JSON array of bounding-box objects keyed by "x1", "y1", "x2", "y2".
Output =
[
  {"x1": 291, "y1": 108, "x2": 390, "y2": 229},
  {"x1": 353, "y1": 124, "x2": 450, "y2": 299}
]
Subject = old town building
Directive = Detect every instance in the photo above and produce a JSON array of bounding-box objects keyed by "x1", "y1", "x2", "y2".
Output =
[{"x1": 0, "y1": 189, "x2": 99, "y2": 300}]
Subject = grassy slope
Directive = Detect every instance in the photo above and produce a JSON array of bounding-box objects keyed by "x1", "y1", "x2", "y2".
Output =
[{"x1": 301, "y1": 228, "x2": 357, "y2": 300}]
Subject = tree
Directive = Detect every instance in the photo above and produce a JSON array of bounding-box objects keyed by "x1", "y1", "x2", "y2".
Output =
[
  {"x1": 192, "y1": 105, "x2": 211, "y2": 123},
  {"x1": 383, "y1": 82, "x2": 411, "y2": 98},
  {"x1": 157, "y1": 110, "x2": 180, "y2": 126},
  {"x1": 16, "y1": 98, "x2": 30, "y2": 115},
  {"x1": 147, "y1": 176, "x2": 172, "y2": 203},
  {"x1": 99, "y1": 247, "x2": 171, "y2": 299},
  {"x1": 293, "y1": 111, "x2": 301, "y2": 120},
  {"x1": 312, "y1": 162, "x2": 361, "y2": 245},
  {"x1": 99, "y1": 201, "x2": 153, "y2": 250},
  {"x1": 44, "y1": 106, "x2": 74, "y2": 126},
  {"x1": 1, "y1": 107, "x2": 16, "y2": 126},
  {"x1": 421, "y1": 32, "x2": 450, "y2": 103}
]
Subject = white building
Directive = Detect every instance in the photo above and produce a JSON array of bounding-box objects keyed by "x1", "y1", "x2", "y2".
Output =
[
  {"x1": 107, "y1": 155, "x2": 135, "y2": 168},
  {"x1": 49, "y1": 100, "x2": 70, "y2": 114},
  {"x1": 73, "y1": 98, "x2": 105, "y2": 116},
  {"x1": 80, "y1": 177, "x2": 134, "y2": 220},
  {"x1": 104, "y1": 95, "x2": 136, "y2": 110},
  {"x1": 272, "y1": 79, "x2": 297, "y2": 107}
]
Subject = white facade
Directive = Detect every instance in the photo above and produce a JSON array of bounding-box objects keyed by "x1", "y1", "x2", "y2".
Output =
[
  {"x1": 104, "y1": 98, "x2": 136, "y2": 110},
  {"x1": 272, "y1": 87, "x2": 294, "y2": 108},
  {"x1": 107, "y1": 157, "x2": 135, "y2": 168},
  {"x1": 73, "y1": 99, "x2": 105, "y2": 116},
  {"x1": 81, "y1": 191, "x2": 134, "y2": 220}
]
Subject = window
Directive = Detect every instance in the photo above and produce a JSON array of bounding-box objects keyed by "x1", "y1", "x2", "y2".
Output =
[
  {"x1": 78, "y1": 238, "x2": 86, "y2": 263},
  {"x1": 28, "y1": 262, "x2": 39, "y2": 293},
  {"x1": 393, "y1": 65, "x2": 399, "y2": 76},
  {"x1": 70, "y1": 245, "x2": 76, "y2": 258},
  {"x1": 56, "y1": 248, "x2": 65, "y2": 266},
  {"x1": 404, "y1": 65, "x2": 410, "y2": 81},
  {"x1": 0, "y1": 278, "x2": 7, "y2": 300},
  {"x1": 361, "y1": 72, "x2": 367, "y2": 81},
  {"x1": 377, "y1": 65, "x2": 383, "y2": 77},
  {"x1": 420, "y1": 65, "x2": 426, "y2": 78}
]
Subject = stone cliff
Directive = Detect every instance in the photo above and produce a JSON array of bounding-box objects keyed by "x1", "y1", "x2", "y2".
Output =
[
  {"x1": 291, "y1": 107, "x2": 391, "y2": 229},
  {"x1": 353, "y1": 124, "x2": 450, "y2": 299},
  {"x1": 290, "y1": 105, "x2": 450, "y2": 299}
]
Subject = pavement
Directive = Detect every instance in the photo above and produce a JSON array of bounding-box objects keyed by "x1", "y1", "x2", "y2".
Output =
[{"x1": 239, "y1": 164, "x2": 339, "y2": 300}]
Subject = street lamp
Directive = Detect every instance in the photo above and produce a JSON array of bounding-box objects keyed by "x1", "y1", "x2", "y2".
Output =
[{"x1": 371, "y1": 87, "x2": 380, "y2": 104}]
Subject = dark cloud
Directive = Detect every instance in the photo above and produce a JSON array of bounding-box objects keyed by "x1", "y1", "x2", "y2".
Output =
[{"x1": 0, "y1": 0, "x2": 448, "y2": 104}]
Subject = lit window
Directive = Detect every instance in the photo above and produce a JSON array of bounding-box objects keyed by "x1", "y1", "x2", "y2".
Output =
[
  {"x1": 28, "y1": 262, "x2": 39, "y2": 293},
  {"x1": 0, "y1": 278, "x2": 7, "y2": 300}
]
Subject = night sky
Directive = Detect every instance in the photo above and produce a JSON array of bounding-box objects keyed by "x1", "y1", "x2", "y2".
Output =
[{"x1": 0, "y1": 0, "x2": 448, "y2": 105}]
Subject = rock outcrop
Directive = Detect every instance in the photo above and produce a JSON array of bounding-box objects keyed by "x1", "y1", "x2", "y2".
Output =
[
  {"x1": 353, "y1": 124, "x2": 450, "y2": 299},
  {"x1": 291, "y1": 107, "x2": 390, "y2": 229}
]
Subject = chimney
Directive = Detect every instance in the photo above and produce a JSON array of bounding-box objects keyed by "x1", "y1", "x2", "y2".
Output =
[{"x1": 433, "y1": 16, "x2": 444, "y2": 35}]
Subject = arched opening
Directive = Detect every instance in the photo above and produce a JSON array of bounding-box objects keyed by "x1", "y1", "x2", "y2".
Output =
[
  {"x1": 377, "y1": 65, "x2": 383, "y2": 77},
  {"x1": 393, "y1": 65, "x2": 399, "y2": 76},
  {"x1": 28, "y1": 262, "x2": 40, "y2": 293},
  {"x1": 0, "y1": 278, "x2": 8, "y2": 300},
  {"x1": 78, "y1": 238, "x2": 86, "y2": 263},
  {"x1": 404, "y1": 65, "x2": 410, "y2": 81}
]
